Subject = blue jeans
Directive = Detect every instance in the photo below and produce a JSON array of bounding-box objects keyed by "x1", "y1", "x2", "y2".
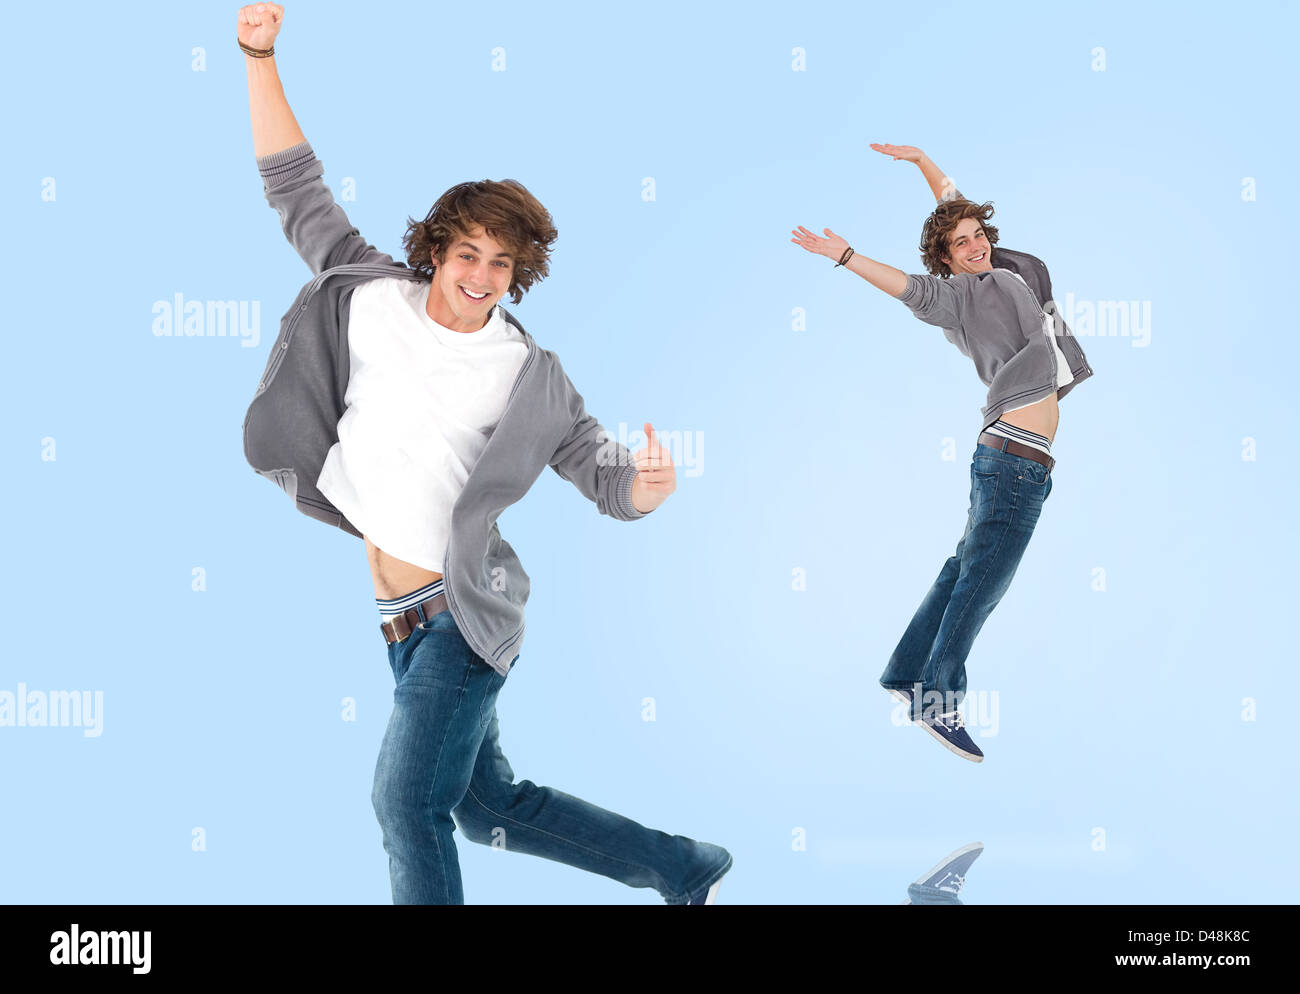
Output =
[
  {"x1": 371, "y1": 606, "x2": 732, "y2": 904},
  {"x1": 879, "y1": 440, "x2": 1054, "y2": 716}
]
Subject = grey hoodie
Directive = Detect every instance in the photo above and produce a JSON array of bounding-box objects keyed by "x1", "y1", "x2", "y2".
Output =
[
  {"x1": 903, "y1": 190, "x2": 1094, "y2": 429},
  {"x1": 898, "y1": 250, "x2": 1094, "y2": 431},
  {"x1": 243, "y1": 142, "x2": 648, "y2": 676}
]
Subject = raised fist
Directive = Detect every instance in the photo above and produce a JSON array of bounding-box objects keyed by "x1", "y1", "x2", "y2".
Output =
[{"x1": 237, "y1": 3, "x2": 284, "y2": 51}]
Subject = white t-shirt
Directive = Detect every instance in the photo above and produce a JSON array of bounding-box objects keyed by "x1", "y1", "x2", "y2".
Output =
[
  {"x1": 316, "y1": 276, "x2": 528, "y2": 572},
  {"x1": 1001, "y1": 269, "x2": 1074, "y2": 413}
]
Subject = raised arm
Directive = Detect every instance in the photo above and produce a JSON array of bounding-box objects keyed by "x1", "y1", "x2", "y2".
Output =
[
  {"x1": 790, "y1": 225, "x2": 908, "y2": 298},
  {"x1": 241, "y1": 3, "x2": 394, "y2": 275},
  {"x1": 869, "y1": 144, "x2": 963, "y2": 203},
  {"x1": 241, "y1": 4, "x2": 304, "y2": 158},
  {"x1": 791, "y1": 223, "x2": 974, "y2": 329}
]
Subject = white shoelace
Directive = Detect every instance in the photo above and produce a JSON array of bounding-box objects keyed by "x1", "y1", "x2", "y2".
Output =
[{"x1": 933, "y1": 710, "x2": 966, "y2": 730}]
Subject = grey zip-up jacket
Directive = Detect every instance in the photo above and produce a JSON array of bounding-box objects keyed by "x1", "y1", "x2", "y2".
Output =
[
  {"x1": 898, "y1": 240, "x2": 1094, "y2": 430},
  {"x1": 243, "y1": 141, "x2": 648, "y2": 676},
  {"x1": 899, "y1": 249, "x2": 1092, "y2": 428}
]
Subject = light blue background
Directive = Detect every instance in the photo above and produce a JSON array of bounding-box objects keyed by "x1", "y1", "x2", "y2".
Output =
[{"x1": 3, "y1": 0, "x2": 1294, "y2": 904}]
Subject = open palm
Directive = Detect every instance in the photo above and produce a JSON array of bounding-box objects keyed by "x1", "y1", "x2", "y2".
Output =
[
  {"x1": 869, "y1": 143, "x2": 924, "y2": 162},
  {"x1": 791, "y1": 225, "x2": 849, "y2": 261}
]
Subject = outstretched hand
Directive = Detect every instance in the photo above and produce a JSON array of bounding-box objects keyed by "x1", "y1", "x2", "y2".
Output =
[
  {"x1": 869, "y1": 143, "x2": 924, "y2": 163},
  {"x1": 791, "y1": 225, "x2": 850, "y2": 261}
]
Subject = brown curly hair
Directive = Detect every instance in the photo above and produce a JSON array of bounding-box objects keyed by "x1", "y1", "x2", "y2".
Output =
[
  {"x1": 919, "y1": 198, "x2": 1000, "y2": 278},
  {"x1": 401, "y1": 179, "x2": 558, "y2": 304}
]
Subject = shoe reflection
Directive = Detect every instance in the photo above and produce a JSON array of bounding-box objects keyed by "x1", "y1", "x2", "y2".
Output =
[{"x1": 902, "y1": 842, "x2": 984, "y2": 905}]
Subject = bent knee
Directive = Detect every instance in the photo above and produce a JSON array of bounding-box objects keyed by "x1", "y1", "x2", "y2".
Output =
[{"x1": 451, "y1": 784, "x2": 523, "y2": 846}]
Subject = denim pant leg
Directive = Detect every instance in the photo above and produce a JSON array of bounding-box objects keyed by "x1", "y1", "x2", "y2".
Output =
[
  {"x1": 451, "y1": 704, "x2": 733, "y2": 905},
  {"x1": 881, "y1": 445, "x2": 1053, "y2": 714},
  {"x1": 371, "y1": 610, "x2": 507, "y2": 905},
  {"x1": 919, "y1": 447, "x2": 1053, "y2": 709},
  {"x1": 879, "y1": 515, "x2": 973, "y2": 695}
]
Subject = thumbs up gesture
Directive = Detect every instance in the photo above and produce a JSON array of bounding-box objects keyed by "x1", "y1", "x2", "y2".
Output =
[{"x1": 630, "y1": 422, "x2": 676, "y2": 514}]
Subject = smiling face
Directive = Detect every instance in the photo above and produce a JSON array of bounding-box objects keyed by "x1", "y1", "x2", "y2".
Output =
[
  {"x1": 942, "y1": 217, "x2": 994, "y2": 275},
  {"x1": 427, "y1": 225, "x2": 515, "y2": 333}
]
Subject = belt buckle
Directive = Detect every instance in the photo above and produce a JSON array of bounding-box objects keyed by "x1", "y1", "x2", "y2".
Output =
[{"x1": 384, "y1": 611, "x2": 414, "y2": 645}]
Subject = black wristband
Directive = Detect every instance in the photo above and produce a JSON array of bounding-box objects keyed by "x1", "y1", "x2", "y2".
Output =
[{"x1": 834, "y1": 246, "x2": 854, "y2": 268}]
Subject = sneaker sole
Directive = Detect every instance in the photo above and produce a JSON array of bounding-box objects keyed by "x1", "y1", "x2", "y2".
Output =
[
  {"x1": 887, "y1": 688, "x2": 914, "y2": 717},
  {"x1": 911, "y1": 841, "x2": 985, "y2": 887},
  {"x1": 917, "y1": 719, "x2": 984, "y2": 763}
]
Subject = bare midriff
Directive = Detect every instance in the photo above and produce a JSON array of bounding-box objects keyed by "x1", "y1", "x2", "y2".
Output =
[
  {"x1": 994, "y1": 391, "x2": 1059, "y2": 444},
  {"x1": 365, "y1": 535, "x2": 443, "y2": 600}
]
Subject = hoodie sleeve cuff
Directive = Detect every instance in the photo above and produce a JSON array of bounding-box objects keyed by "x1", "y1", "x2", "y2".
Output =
[
  {"x1": 898, "y1": 273, "x2": 925, "y2": 305},
  {"x1": 256, "y1": 140, "x2": 316, "y2": 193},
  {"x1": 614, "y1": 461, "x2": 648, "y2": 520}
]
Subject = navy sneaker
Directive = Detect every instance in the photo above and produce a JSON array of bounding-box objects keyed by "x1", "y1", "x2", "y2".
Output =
[
  {"x1": 919, "y1": 708, "x2": 984, "y2": 763},
  {"x1": 902, "y1": 842, "x2": 984, "y2": 904}
]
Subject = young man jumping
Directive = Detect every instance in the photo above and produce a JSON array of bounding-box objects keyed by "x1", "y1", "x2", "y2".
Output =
[
  {"x1": 791, "y1": 142, "x2": 1093, "y2": 763},
  {"x1": 237, "y1": 3, "x2": 731, "y2": 903}
]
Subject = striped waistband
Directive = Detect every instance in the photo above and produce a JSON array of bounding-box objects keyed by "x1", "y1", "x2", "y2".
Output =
[
  {"x1": 376, "y1": 577, "x2": 446, "y2": 622},
  {"x1": 983, "y1": 419, "x2": 1051, "y2": 456}
]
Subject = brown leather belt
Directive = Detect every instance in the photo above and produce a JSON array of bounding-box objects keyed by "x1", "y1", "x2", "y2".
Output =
[
  {"x1": 977, "y1": 432, "x2": 1056, "y2": 475},
  {"x1": 380, "y1": 592, "x2": 450, "y2": 645}
]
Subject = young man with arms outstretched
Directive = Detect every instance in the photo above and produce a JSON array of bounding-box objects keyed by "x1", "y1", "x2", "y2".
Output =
[
  {"x1": 237, "y1": 3, "x2": 731, "y2": 903},
  {"x1": 791, "y1": 142, "x2": 1093, "y2": 763}
]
